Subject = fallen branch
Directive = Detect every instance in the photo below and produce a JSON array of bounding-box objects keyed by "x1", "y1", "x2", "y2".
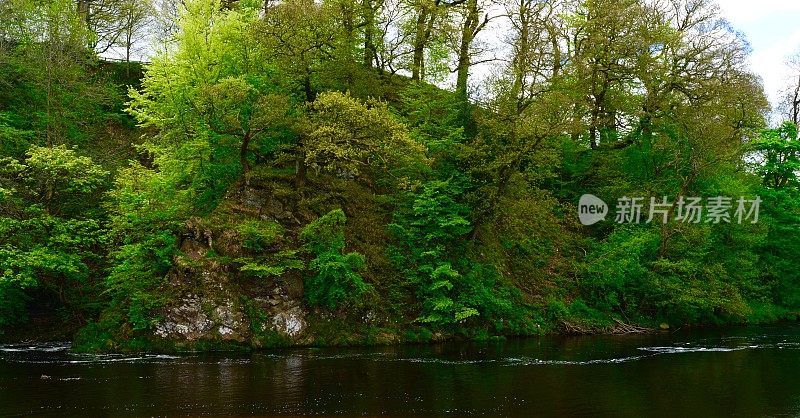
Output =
[{"x1": 611, "y1": 318, "x2": 652, "y2": 334}]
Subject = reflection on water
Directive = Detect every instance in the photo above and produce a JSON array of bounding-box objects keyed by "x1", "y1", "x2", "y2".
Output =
[{"x1": 2, "y1": 325, "x2": 800, "y2": 416}]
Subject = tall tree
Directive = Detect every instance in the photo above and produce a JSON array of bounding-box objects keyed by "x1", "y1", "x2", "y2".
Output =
[
  {"x1": 453, "y1": 0, "x2": 491, "y2": 97},
  {"x1": 128, "y1": 0, "x2": 276, "y2": 192},
  {"x1": 115, "y1": 0, "x2": 154, "y2": 65},
  {"x1": 257, "y1": 0, "x2": 337, "y2": 101}
]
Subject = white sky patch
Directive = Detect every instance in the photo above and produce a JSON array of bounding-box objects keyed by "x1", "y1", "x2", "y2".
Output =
[
  {"x1": 717, "y1": 1, "x2": 800, "y2": 114},
  {"x1": 747, "y1": 28, "x2": 800, "y2": 109},
  {"x1": 717, "y1": 0, "x2": 800, "y2": 24}
]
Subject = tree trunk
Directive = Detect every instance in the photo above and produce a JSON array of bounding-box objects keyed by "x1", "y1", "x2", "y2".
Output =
[
  {"x1": 455, "y1": 0, "x2": 479, "y2": 97},
  {"x1": 295, "y1": 155, "x2": 307, "y2": 188},
  {"x1": 77, "y1": 0, "x2": 90, "y2": 28},
  {"x1": 411, "y1": 7, "x2": 430, "y2": 81},
  {"x1": 792, "y1": 74, "x2": 800, "y2": 127},
  {"x1": 362, "y1": 0, "x2": 378, "y2": 67},
  {"x1": 510, "y1": 2, "x2": 529, "y2": 107},
  {"x1": 589, "y1": 107, "x2": 599, "y2": 149},
  {"x1": 303, "y1": 73, "x2": 315, "y2": 102},
  {"x1": 240, "y1": 130, "x2": 251, "y2": 176}
]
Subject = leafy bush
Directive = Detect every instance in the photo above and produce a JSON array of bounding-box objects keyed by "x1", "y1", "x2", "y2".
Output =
[
  {"x1": 0, "y1": 146, "x2": 109, "y2": 333},
  {"x1": 237, "y1": 219, "x2": 284, "y2": 251},
  {"x1": 390, "y1": 180, "x2": 529, "y2": 330},
  {"x1": 300, "y1": 209, "x2": 370, "y2": 309}
]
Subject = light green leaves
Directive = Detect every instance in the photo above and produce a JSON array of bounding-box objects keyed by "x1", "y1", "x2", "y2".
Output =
[{"x1": 304, "y1": 91, "x2": 425, "y2": 181}]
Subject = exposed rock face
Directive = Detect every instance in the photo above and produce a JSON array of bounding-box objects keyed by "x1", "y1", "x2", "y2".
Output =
[
  {"x1": 153, "y1": 294, "x2": 248, "y2": 342},
  {"x1": 151, "y1": 183, "x2": 311, "y2": 347},
  {"x1": 271, "y1": 306, "x2": 306, "y2": 337},
  {"x1": 252, "y1": 287, "x2": 308, "y2": 339},
  {"x1": 154, "y1": 247, "x2": 304, "y2": 344},
  {"x1": 153, "y1": 287, "x2": 309, "y2": 344},
  {"x1": 153, "y1": 294, "x2": 212, "y2": 341}
]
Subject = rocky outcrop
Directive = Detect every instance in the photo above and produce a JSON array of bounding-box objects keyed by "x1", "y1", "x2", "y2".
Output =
[
  {"x1": 152, "y1": 183, "x2": 310, "y2": 346},
  {"x1": 272, "y1": 307, "x2": 305, "y2": 337},
  {"x1": 251, "y1": 286, "x2": 308, "y2": 338},
  {"x1": 152, "y1": 276, "x2": 309, "y2": 345},
  {"x1": 152, "y1": 296, "x2": 209, "y2": 340}
]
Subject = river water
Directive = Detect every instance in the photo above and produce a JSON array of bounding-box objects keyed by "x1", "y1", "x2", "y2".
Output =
[{"x1": 2, "y1": 324, "x2": 800, "y2": 417}]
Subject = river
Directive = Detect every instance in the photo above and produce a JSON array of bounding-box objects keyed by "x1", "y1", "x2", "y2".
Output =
[{"x1": 2, "y1": 324, "x2": 800, "y2": 417}]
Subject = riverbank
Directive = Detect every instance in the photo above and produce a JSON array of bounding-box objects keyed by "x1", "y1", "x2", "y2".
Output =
[{"x1": 5, "y1": 304, "x2": 796, "y2": 354}]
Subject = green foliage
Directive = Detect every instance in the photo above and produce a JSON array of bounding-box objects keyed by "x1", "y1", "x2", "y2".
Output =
[
  {"x1": 0, "y1": 280, "x2": 30, "y2": 333},
  {"x1": 0, "y1": 112, "x2": 33, "y2": 158},
  {"x1": 583, "y1": 227, "x2": 659, "y2": 313},
  {"x1": 103, "y1": 166, "x2": 184, "y2": 330},
  {"x1": 390, "y1": 179, "x2": 528, "y2": 330},
  {"x1": 755, "y1": 184, "x2": 800, "y2": 308},
  {"x1": 389, "y1": 179, "x2": 472, "y2": 325},
  {"x1": 0, "y1": 145, "x2": 109, "y2": 333},
  {"x1": 303, "y1": 91, "x2": 426, "y2": 187},
  {"x1": 238, "y1": 249, "x2": 304, "y2": 279},
  {"x1": 397, "y1": 84, "x2": 466, "y2": 165},
  {"x1": 545, "y1": 298, "x2": 612, "y2": 332},
  {"x1": 237, "y1": 219, "x2": 284, "y2": 251},
  {"x1": 20, "y1": 145, "x2": 109, "y2": 215},
  {"x1": 72, "y1": 312, "x2": 124, "y2": 352},
  {"x1": 646, "y1": 258, "x2": 750, "y2": 324},
  {"x1": 301, "y1": 209, "x2": 370, "y2": 309},
  {"x1": 3, "y1": 0, "x2": 800, "y2": 349},
  {"x1": 126, "y1": 0, "x2": 284, "y2": 211},
  {"x1": 747, "y1": 122, "x2": 800, "y2": 188},
  {"x1": 0, "y1": 0, "x2": 119, "y2": 148}
]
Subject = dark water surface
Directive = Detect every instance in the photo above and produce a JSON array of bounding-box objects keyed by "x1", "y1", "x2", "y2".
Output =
[{"x1": 3, "y1": 325, "x2": 800, "y2": 417}]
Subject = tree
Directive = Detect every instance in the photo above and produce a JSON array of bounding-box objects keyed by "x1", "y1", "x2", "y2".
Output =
[
  {"x1": 257, "y1": 0, "x2": 338, "y2": 101},
  {"x1": 405, "y1": 0, "x2": 459, "y2": 81},
  {"x1": 115, "y1": 0, "x2": 154, "y2": 66},
  {"x1": 500, "y1": 0, "x2": 565, "y2": 113},
  {"x1": 389, "y1": 179, "x2": 477, "y2": 324},
  {"x1": 128, "y1": 0, "x2": 277, "y2": 196},
  {"x1": 300, "y1": 91, "x2": 424, "y2": 188},
  {"x1": 78, "y1": 0, "x2": 127, "y2": 53},
  {"x1": 747, "y1": 122, "x2": 800, "y2": 189},
  {"x1": 372, "y1": 0, "x2": 412, "y2": 75},
  {"x1": 565, "y1": 0, "x2": 651, "y2": 150},
  {"x1": 0, "y1": 146, "x2": 109, "y2": 332},
  {"x1": 0, "y1": 0, "x2": 111, "y2": 147},
  {"x1": 195, "y1": 77, "x2": 293, "y2": 178},
  {"x1": 453, "y1": 0, "x2": 492, "y2": 97},
  {"x1": 780, "y1": 52, "x2": 800, "y2": 127},
  {"x1": 360, "y1": 0, "x2": 384, "y2": 67}
]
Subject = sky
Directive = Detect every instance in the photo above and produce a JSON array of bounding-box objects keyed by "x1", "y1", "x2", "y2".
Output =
[{"x1": 717, "y1": 0, "x2": 800, "y2": 115}]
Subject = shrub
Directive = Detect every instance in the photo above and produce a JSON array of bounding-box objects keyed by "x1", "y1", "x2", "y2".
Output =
[{"x1": 300, "y1": 209, "x2": 370, "y2": 309}]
